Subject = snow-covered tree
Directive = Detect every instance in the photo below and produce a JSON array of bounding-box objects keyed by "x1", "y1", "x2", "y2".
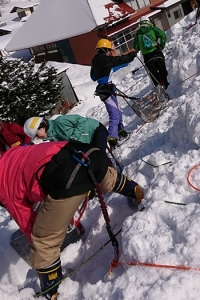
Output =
[{"x1": 0, "y1": 57, "x2": 63, "y2": 125}]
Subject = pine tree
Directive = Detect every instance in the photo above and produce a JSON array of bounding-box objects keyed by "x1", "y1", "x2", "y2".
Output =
[{"x1": 0, "y1": 57, "x2": 63, "y2": 125}]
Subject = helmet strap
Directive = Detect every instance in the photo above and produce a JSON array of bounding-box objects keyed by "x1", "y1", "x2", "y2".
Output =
[{"x1": 98, "y1": 48, "x2": 111, "y2": 54}]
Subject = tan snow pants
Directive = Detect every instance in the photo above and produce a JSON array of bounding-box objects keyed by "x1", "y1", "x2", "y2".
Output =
[{"x1": 30, "y1": 166, "x2": 117, "y2": 269}]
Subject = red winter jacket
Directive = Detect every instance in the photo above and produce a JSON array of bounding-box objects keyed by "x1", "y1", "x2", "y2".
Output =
[
  {"x1": 0, "y1": 123, "x2": 31, "y2": 154},
  {"x1": 0, "y1": 141, "x2": 68, "y2": 241}
]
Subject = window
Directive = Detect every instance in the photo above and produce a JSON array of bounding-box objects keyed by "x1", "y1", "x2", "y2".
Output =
[
  {"x1": 173, "y1": 9, "x2": 182, "y2": 19},
  {"x1": 45, "y1": 43, "x2": 57, "y2": 51},
  {"x1": 112, "y1": 27, "x2": 136, "y2": 55},
  {"x1": 123, "y1": 0, "x2": 150, "y2": 10},
  {"x1": 32, "y1": 45, "x2": 45, "y2": 54},
  {"x1": 18, "y1": 11, "x2": 26, "y2": 19}
]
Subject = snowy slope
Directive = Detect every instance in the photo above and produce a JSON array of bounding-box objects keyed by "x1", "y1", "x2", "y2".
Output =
[{"x1": 1, "y1": 7, "x2": 200, "y2": 300}]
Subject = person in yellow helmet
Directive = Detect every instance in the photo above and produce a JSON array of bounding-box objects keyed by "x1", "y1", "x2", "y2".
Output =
[{"x1": 90, "y1": 38, "x2": 137, "y2": 150}]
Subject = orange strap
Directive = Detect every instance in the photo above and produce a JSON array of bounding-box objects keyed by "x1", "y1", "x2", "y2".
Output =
[
  {"x1": 110, "y1": 258, "x2": 200, "y2": 274},
  {"x1": 187, "y1": 163, "x2": 200, "y2": 191}
]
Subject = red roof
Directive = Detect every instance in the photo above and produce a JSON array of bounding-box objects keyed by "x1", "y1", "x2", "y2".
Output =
[
  {"x1": 104, "y1": 2, "x2": 135, "y2": 23},
  {"x1": 99, "y1": 5, "x2": 164, "y2": 37}
]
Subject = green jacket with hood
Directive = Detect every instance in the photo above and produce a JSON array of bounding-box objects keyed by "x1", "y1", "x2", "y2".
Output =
[
  {"x1": 47, "y1": 114, "x2": 100, "y2": 144},
  {"x1": 133, "y1": 23, "x2": 166, "y2": 55}
]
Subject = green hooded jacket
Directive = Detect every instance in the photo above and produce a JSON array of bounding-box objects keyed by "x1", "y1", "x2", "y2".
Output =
[
  {"x1": 47, "y1": 114, "x2": 100, "y2": 144},
  {"x1": 133, "y1": 23, "x2": 166, "y2": 55}
]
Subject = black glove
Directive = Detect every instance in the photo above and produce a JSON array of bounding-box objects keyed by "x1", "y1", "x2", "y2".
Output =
[
  {"x1": 36, "y1": 258, "x2": 62, "y2": 300},
  {"x1": 134, "y1": 50, "x2": 138, "y2": 56},
  {"x1": 130, "y1": 50, "x2": 138, "y2": 59}
]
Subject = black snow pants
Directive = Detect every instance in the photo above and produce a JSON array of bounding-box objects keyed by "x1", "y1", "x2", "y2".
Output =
[{"x1": 143, "y1": 50, "x2": 168, "y2": 87}]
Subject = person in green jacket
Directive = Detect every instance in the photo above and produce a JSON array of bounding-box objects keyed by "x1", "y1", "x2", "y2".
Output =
[
  {"x1": 24, "y1": 114, "x2": 108, "y2": 153},
  {"x1": 133, "y1": 16, "x2": 169, "y2": 89}
]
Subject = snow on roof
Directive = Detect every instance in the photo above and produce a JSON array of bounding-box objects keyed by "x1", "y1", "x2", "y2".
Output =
[
  {"x1": 0, "y1": 31, "x2": 18, "y2": 50},
  {"x1": 155, "y1": 0, "x2": 181, "y2": 8},
  {"x1": 88, "y1": 0, "x2": 134, "y2": 24},
  {"x1": 5, "y1": 0, "x2": 97, "y2": 51},
  {"x1": 46, "y1": 61, "x2": 69, "y2": 75},
  {"x1": 107, "y1": 10, "x2": 161, "y2": 37},
  {"x1": 5, "y1": 0, "x2": 134, "y2": 52},
  {"x1": 145, "y1": 10, "x2": 163, "y2": 18},
  {"x1": 10, "y1": 1, "x2": 39, "y2": 13},
  {"x1": 0, "y1": 21, "x2": 24, "y2": 32}
]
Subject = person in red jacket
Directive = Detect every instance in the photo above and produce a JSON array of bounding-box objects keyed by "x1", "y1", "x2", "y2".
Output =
[
  {"x1": 0, "y1": 121, "x2": 31, "y2": 154},
  {"x1": 0, "y1": 141, "x2": 144, "y2": 299}
]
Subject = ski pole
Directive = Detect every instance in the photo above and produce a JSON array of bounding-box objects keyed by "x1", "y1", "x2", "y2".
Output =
[
  {"x1": 114, "y1": 87, "x2": 140, "y2": 115},
  {"x1": 136, "y1": 55, "x2": 160, "y2": 88},
  {"x1": 114, "y1": 91, "x2": 141, "y2": 101},
  {"x1": 136, "y1": 55, "x2": 167, "y2": 93},
  {"x1": 115, "y1": 87, "x2": 141, "y2": 101}
]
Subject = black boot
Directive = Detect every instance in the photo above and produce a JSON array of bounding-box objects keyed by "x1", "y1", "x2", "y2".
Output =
[
  {"x1": 164, "y1": 81, "x2": 170, "y2": 90},
  {"x1": 108, "y1": 137, "x2": 118, "y2": 150},
  {"x1": 113, "y1": 172, "x2": 144, "y2": 207},
  {"x1": 118, "y1": 130, "x2": 128, "y2": 139},
  {"x1": 37, "y1": 258, "x2": 62, "y2": 300}
]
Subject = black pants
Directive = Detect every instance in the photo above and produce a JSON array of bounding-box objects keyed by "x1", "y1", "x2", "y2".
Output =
[
  {"x1": 143, "y1": 51, "x2": 168, "y2": 86},
  {"x1": 92, "y1": 123, "x2": 108, "y2": 153}
]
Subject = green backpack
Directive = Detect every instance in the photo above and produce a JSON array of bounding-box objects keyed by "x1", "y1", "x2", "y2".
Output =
[{"x1": 142, "y1": 33, "x2": 157, "y2": 49}]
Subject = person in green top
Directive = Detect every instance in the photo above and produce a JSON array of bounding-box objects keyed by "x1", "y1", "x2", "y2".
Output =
[
  {"x1": 24, "y1": 114, "x2": 108, "y2": 153},
  {"x1": 133, "y1": 16, "x2": 169, "y2": 89}
]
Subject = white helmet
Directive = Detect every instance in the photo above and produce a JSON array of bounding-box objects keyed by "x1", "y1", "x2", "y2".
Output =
[
  {"x1": 140, "y1": 16, "x2": 150, "y2": 23},
  {"x1": 24, "y1": 117, "x2": 43, "y2": 139}
]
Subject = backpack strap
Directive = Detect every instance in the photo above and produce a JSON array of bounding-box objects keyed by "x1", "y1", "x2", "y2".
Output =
[{"x1": 65, "y1": 147, "x2": 98, "y2": 189}]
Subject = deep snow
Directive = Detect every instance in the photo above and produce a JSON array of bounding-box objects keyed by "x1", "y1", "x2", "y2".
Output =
[{"x1": 1, "y1": 4, "x2": 200, "y2": 300}]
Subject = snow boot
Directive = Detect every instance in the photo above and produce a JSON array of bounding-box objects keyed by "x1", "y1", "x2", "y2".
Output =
[
  {"x1": 36, "y1": 258, "x2": 62, "y2": 300},
  {"x1": 108, "y1": 137, "x2": 119, "y2": 150},
  {"x1": 164, "y1": 81, "x2": 170, "y2": 90},
  {"x1": 113, "y1": 173, "x2": 144, "y2": 208},
  {"x1": 118, "y1": 130, "x2": 129, "y2": 141},
  {"x1": 127, "y1": 185, "x2": 144, "y2": 208}
]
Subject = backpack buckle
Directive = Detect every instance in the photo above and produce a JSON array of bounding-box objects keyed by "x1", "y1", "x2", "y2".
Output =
[{"x1": 72, "y1": 151, "x2": 90, "y2": 167}]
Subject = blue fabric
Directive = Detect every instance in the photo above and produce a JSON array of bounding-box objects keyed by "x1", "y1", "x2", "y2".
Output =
[
  {"x1": 96, "y1": 63, "x2": 129, "y2": 84},
  {"x1": 93, "y1": 64, "x2": 129, "y2": 85},
  {"x1": 105, "y1": 95, "x2": 124, "y2": 138},
  {"x1": 97, "y1": 76, "x2": 109, "y2": 84},
  {"x1": 113, "y1": 63, "x2": 128, "y2": 73},
  {"x1": 91, "y1": 73, "x2": 97, "y2": 81}
]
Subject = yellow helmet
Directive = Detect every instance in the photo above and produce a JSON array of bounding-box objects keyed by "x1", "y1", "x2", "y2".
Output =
[{"x1": 95, "y1": 39, "x2": 113, "y2": 50}]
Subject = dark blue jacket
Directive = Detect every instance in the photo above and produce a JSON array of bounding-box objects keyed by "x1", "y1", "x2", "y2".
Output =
[{"x1": 90, "y1": 51, "x2": 136, "y2": 84}]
